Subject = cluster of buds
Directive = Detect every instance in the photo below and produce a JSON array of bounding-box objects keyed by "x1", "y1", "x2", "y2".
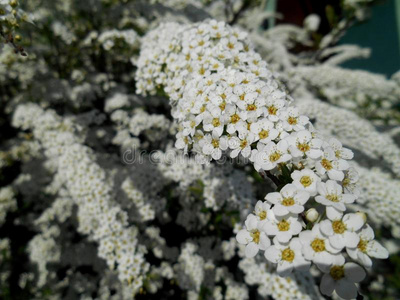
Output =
[{"x1": 0, "y1": 0, "x2": 30, "y2": 56}]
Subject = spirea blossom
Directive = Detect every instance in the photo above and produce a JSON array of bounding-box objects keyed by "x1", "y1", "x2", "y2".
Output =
[{"x1": 135, "y1": 20, "x2": 389, "y2": 298}]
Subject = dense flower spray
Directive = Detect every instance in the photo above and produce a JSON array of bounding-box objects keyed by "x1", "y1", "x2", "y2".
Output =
[{"x1": 136, "y1": 20, "x2": 389, "y2": 299}]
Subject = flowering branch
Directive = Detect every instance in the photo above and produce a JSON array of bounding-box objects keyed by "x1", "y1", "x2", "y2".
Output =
[{"x1": 135, "y1": 19, "x2": 389, "y2": 299}]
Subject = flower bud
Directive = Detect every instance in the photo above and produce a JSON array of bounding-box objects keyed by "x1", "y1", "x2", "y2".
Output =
[
  {"x1": 10, "y1": 0, "x2": 18, "y2": 8},
  {"x1": 305, "y1": 208, "x2": 319, "y2": 223},
  {"x1": 14, "y1": 34, "x2": 21, "y2": 42}
]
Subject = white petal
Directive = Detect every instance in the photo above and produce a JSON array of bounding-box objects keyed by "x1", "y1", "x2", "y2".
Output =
[
  {"x1": 320, "y1": 220, "x2": 334, "y2": 237},
  {"x1": 367, "y1": 240, "x2": 389, "y2": 259},
  {"x1": 273, "y1": 204, "x2": 289, "y2": 217},
  {"x1": 335, "y1": 280, "x2": 358, "y2": 300},
  {"x1": 288, "y1": 204, "x2": 304, "y2": 214},
  {"x1": 329, "y1": 234, "x2": 346, "y2": 250},
  {"x1": 343, "y1": 213, "x2": 364, "y2": 231},
  {"x1": 326, "y1": 206, "x2": 343, "y2": 220},
  {"x1": 344, "y1": 262, "x2": 366, "y2": 283},
  {"x1": 277, "y1": 261, "x2": 293, "y2": 276},
  {"x1": 277, "y1": 231, "x2": 292, "y2": 243},
  {"x1": 236, "y1": 229, "x2": 252, "y2": 245},
  {"x1": 264, "y1": 246, "x2": 280, "y2": 263},
  {"x1": 357, "y1": 252, "x2": 373, "y2": 268},
  {"x1": 265, "y1": 192, "x2": 282, "y2": 204},
  {"x1": 294, "y1": 190, "x2": 310, "y2": 205},
  {"x1": 259, "y1": 233, "x2": 271, "y2": 250},
  {"x1": 245, "y1": 242, "x2": 259, "y2": 258},
  {"x1": 343, "y1": 231, "x2": 359, "y2": 249},
  {"x1": 320, "y1": 274, "x2": 335, "y2": 296}
]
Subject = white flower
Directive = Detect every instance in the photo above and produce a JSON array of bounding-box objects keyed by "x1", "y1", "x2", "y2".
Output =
[
  {"x1": 265, "y1": 93, "x2": 286, "y2": 122},
  {"x1": 254, "y1": 200, "x2": 272, "y2": 227},
  {"x1": 315, "y1": 147, "x2": 348, "y2": 181},
  {"x1": 320, "y1": 213, "x2": 365, "y2": 251},
  {"x1": 265, "y1": 184, "x2": 310, "y2": 216},
  {"x1": 286, "y1": 130, "x2": 323, "y2": 159},
  {"x1": 262, "y1": 211, "x2": 302, "y2": 243},
  {"x1": 264, "y1": 237, "x2": 310, "y2": 276},
  {"x1": 225, "y1": 105, "x2": 247, "y2": 134},
  {"x1": 202, "y1": 112, "x2": 225, "y2": 137},
  {"x1": 236, "y1": 214, "x2": 271, "y2": 258},
  {"x1": 250, "y1": 119, "x2": 279, "y2": 144},
  {"x1": 299, "y1": 224, "x2": 341, "y2": 266},
  {"x1": 346, "y1": 224, "x2": 389, "y2": 267},
  {"x1": 316, "y1": 180, "x2": 356, "y2": 211},
  {"x1": 201, "y1": 132, "x2": 228, "y2": 160},
  {"x1": 228, "y1": 133, "x2": 255, "y2": 158},
  {"x1": 320, "y1": 261, "x2": 366, "y2": 299},
  {"x1": 279, "y1": 107, "x2": 309, "y2": 132},
  {"x1": 342, "y1": 167, "x2": 360, "y2": 196},
  {"x1": 252, "y1": 140, "x2": 291, "y2": 171},
  {"x1": 291, "y1": 169, "x2": 320, "y2": 196},
  {"x1": 175, "y1": 131, "x2": 192, "y2": 153},
  {"x1": 327, "y1": 138, "x2": 354, "y2": 161}
]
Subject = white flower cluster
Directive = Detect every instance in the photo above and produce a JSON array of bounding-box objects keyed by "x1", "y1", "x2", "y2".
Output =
[
  {"x1": 238, "y1": 256, "x2": 321, "y2": 300},
  {"x1": 97, "y1": 29, "x2": 140, "y2": 51},
  {"x1": 0, "y1": 186, "x2": 17, "y2": 226},
  {"x1": 12, "y1": 103, "x2": 149, "y2": 294},
  {"x1": 135, "y1": 20, "x2": 389, "y2": 299},
  {"x1": 295, "y1": 65, "x2": 400, "y2": 122},
  {"x1": 355, "y1": 163, "x2": 400, "y2": 238},
  {"x1": 27, "y1": 225, "x2": 61, "y2": 287},
  {"x1": 296, "y1": 97, "x2": 400, "y2": 177}
]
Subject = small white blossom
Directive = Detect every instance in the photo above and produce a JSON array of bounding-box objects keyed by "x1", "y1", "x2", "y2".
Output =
[
  {"x1": 264, "y1": 237, "x2": 310, "y2": 276},
  {"x1": 316, "y1": 180, "x2": 356, "y2": 211},
  {"x1": 265, "y1": 184, "x2": 310, "y2": 216},
  {"x1": 236, "y1": 214, "x2": 271, "y2": 258},
  {"x1": 346, "y1": 224, "x2": 389, "y2": 267},
  {"x1": 320, "y1": 261, "x2": 366, "y2": 299}
]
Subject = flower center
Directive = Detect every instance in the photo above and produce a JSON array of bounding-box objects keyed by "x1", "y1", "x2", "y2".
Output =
[
  {"x1": 230, "y1": 114, "x2": 240, "y2": 124},
  {"x1": 330, "y1": 265, "x2": 345, "y2": 281},
  {"x1": 240, "y1": 139, "x2": 248, "y2": 149},
  {"x1": 282, "y1": 197, "x2": 295, "y2": 206},
  {"x1": 227, "y1": 42, "x2": 234, "y2": 49},
  {"x1": 269, "y1": 152, "x2": 281, "y2": 162},
  {"x1": 332, "y1": 220, "x2": 347, "y2": 234},
  {"x1": 258, "y1": 210, "x2": 267, "y2": 220},
  {"x1": 239, "y1": 94, "x2": 245, "y2": 101},
  {"x1": 297, "y1": 143, "x2": 310, "y2": 153},
  {"x1": 259, "y1": 130, "x2": 269, "y2": 139},
  {"x1": 211, "y1": 139, "x2": 219, "y2": 148},
  {"x1": 326, "y1": 194, "x2": 339, "y2": 202},
  {"x1": 321, "y1": 158, "x2": 333, "y2": 170},
  {"x1": 247, "y1": 104, "x2": 257, "y2": 111},
  {"x1": 288, "y1": 116, "x2": 297, "y2": 125},
  {"x1": 277, "y1": 219, "x2": 290, "y2": 231},
  {"x1": 281, "y1": 248, "x2": 295, "y2": 262},
  {"x1": 357, "y1": 238, "x2": 368, "y2": 253},
  {"x1": 311, "y1": 238, "x2": 325, "y2": 252},
  {"x1": 250, "y1": 230, "x2": 260, "y2": 244},
  {"x1": 300, "y1": 176, "x2": 312, "y2": 187},
  {"x1": 212, "y1": 118, "x2": 220, "y2": 127},
  {"x1": 219, "y1": 101, "x2": 226, "y2": 111},
  {"x1": 268, "y1": 105, "x2": 277, "y2": 115}
]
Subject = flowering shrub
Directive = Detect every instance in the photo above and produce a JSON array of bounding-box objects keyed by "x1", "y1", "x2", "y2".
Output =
[
  {"x1": 0, "y1": 0, "x2": 399, "y2": 300},
  {"x1": 135, "y1": 19, "x2": 389, "y2": 299}
]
